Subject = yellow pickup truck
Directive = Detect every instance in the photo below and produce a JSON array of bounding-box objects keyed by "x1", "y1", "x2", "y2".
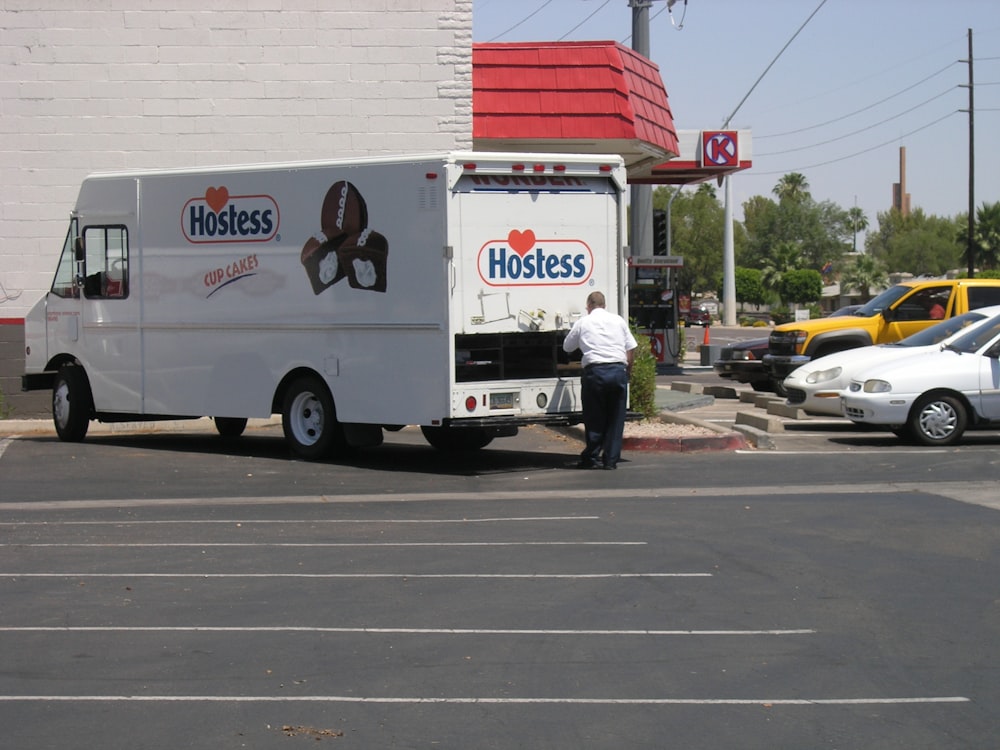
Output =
[{"x1": 762, "y1": 278, "x2": 1000, "y2": 393}]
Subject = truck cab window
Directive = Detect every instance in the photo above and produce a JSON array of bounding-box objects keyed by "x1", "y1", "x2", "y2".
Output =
[
  {"x1": 50, "y1": 220, "x2": 80, "y2": 299},
  {"x1": 82, "y1": 225, "x2": 129, "y2": 299}
]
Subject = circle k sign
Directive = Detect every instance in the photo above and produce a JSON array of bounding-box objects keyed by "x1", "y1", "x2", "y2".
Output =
[{"x1": 701, "y1": 131, "x2": 739, "y2": 168}]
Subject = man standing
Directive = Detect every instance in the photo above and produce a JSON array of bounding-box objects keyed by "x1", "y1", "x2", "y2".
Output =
[{"x1": 562, "y1": 290, "x2": 638, "y2": 469}]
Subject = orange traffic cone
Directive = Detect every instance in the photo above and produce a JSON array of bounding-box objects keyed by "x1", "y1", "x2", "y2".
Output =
[{"x1": 703, "y1": 324, "x2": 710, "y2": 346}]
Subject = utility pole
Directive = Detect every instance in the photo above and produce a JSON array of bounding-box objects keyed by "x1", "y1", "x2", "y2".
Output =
[
  {"x1": 628, "y1": 0, "x2": 654, "y2": 258},
  {"x1": 961, "y1": 28, "x2": 975, "y2": 277}
]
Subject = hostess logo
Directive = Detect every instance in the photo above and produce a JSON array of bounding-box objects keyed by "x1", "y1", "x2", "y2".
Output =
[
  {"x1": 182, "y1": 186, "x2": 279, "y2": 244},
  {"x1": 477, "y1": 229, "x2": 593, "y2": 287}
]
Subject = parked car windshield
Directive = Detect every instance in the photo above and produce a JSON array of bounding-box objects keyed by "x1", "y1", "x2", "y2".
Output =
[
  {"x1": 891, "y1": 310, "x2": 987, "y2": 347},
  {"x1": 943, "y1": 314, "x2": 1000, "y2": 353},
  {"x1": 854, "y1": 285, "x2": 912, "y2": 317}
]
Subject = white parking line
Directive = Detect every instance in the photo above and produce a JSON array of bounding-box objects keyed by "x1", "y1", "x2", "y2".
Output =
[
  {"x1": 1, "y1": 541, "x2": 645, "y2": 548},
  {"x1": 0, "y1": 626, "x2": 812, "y2": 636},
  {"x1": 1, "y1": 572, "x2": 711, "y2": 579},
  {"x1": 0, "y1": 515, "x2": 601, "y2": 525},
  {"x1": 0, "y1": 695, "x2": 969, "y2": 706}
]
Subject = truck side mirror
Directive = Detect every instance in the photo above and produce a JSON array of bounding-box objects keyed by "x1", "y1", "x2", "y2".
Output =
[
  {"x1": 881, "y1": 307, "x2": 896, "y2": 322},
  {"x1": 74, "y1": 236, "x2": 86, "y2": 287}
]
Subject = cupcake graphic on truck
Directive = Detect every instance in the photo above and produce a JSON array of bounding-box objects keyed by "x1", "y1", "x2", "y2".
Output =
[{"x1": 301, "y1": 180, "x2": 389, "y2": 294}]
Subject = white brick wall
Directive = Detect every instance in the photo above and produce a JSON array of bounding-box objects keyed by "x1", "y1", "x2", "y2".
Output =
[{"x1": 0, "y1": 0, "x2": 473, "y2": 318}]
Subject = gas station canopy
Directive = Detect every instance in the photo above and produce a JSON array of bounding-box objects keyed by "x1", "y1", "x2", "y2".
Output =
[{"x1": 472, "y1": 40, "x2": 751, "y2": 185}]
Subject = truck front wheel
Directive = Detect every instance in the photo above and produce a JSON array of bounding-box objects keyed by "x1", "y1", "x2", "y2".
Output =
[
  {"x1": 281, "y1": 375, "x2": 345, "y2": 460},
  {"x1": 53, "y1": 365, "x2": 92, "y2": 442}
]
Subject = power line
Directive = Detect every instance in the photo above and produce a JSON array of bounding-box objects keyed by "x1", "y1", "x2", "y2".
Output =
[
  {"x1": 487, "y1": 0, "x2": 557, "y2": 42},
  {"x1": 756, "y1": 86, "x2": 959, "y2": 156},
  {"x1": 756, "y1": 63, "x2": 958, "y2": 140},
  {"x1": 559, "y1": 0, "x2": 614, "y2": 41},
  {"x1": 752, "y1": 111, "x2": 959, "y2": 177}
]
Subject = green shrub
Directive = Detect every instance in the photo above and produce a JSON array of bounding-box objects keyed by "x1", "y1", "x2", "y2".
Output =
[{"x1": 629, "y1": 325, "x2": 658, "y2": 420}]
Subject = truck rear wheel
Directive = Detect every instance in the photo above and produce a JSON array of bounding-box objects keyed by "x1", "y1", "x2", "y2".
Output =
[
  {"x1": 52, "y1": 365, "x2": 92, "y2": 442},
  {"x1": 281, "y1": 374, "x2": 345, "y2": 460},
  {"x1": 421, "y1": 425, "x2": 493, "y2": 451}
]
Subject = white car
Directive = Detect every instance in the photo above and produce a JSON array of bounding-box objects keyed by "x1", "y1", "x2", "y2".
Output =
[
  {"x1": 840, "y1": 312, "x2": 1000, "y2": 445},
  {"x1": 782, "y1": 307, "x2": 1000, "y2": 416}
]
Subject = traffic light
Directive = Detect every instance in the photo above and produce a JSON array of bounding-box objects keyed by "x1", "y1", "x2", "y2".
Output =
[{"x1": 652, "y1": 209, "x2": 667, "y2": 255}]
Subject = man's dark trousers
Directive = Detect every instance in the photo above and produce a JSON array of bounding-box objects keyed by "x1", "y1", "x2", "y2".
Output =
[{"x1": 580, "y1": 362, "x2": 629, "y2": 468}]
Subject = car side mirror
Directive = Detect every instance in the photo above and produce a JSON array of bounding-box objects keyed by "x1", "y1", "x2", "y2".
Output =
[{"x1": 881, "y1": 307, "x2": 896, "y2": 322}]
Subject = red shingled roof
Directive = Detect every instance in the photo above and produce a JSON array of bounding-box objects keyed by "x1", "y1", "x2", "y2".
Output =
[{"x1": 473, "y1": 41, "x2": 679, "y2": 166}]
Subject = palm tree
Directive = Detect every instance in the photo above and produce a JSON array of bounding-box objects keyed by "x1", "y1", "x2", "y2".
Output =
[
  {"x1": 846, "y1": 206, "x2": 868, "y2": 253},
  {"x1": 973, "y1": 201, "x2": 1000, "y2": 271},
  {"x1": 760, "y1": 240, "x2": 802, "y2": 302},
  {"x1": 773, "y1": 173, "x2": 810, "y2": 204},
  {"x1": 840, "y1": 253, "x2": 888, "y2": 303}
]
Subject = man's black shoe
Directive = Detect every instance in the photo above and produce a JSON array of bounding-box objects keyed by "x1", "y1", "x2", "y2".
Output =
[
  {"x1": 576, "y1": 460, "x2": 599, "y2": 469},
  {"x1": 602, "y1": 464, "x2": 617, "y2": 470}
]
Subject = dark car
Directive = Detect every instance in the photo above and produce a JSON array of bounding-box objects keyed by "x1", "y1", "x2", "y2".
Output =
[
  {"x1": 712, "y1": 336, "x2": 774, "y2": 392},
  {"x1": 684, "y1": 307, "x2": 712, "y2": 326}
]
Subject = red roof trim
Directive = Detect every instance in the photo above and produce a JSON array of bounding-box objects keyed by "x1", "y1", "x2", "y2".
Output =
[{"x1": 473, "y1": 41, "x2": 679, "y2": 158}]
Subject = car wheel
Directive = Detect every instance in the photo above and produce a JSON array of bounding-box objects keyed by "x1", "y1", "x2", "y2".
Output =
[
  {"x1": 907, "y1": 393, "x2": 967, "y2": 447},
  {"x1": 213, "y1": 417, "x2": 248, "y2": 438},
  {"x1": 281, "y1": 374, "x2": 346, "y2": 460},
  {"x1": 52, "y1": 365, "x2": 92, "y2": 442},
  {"x1": 421, "y1": 425, "x2": 493, "y2": 451}
]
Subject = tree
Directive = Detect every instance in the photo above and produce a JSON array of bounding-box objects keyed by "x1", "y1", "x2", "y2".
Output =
[
  {"x1": 779, "y1": 268, "x2": 823, "y2": 308},
  {"x1": 742, "y1": 176, "x2": 850, "y2": 287},
  {"x1": 839, "y1": 253, "x2": 888, "y2": 302},
  {"x1": 972, "y1": 201, "x2": 1000, "y2": 271},
  {"x1": 846, "y1": 206, "x2": 869, "y2": 253},
  {"x1": 734, "y1": 267, "x2": 766, "y2": 310},
  {"x1": 773, "y1": 172, "x2": 810, "y2": 204},
  {"x1": 759, "y1": 240, "x2": 802, "y2": 299},
  {"x1": 653, "y1": 184, "x2": 739, "y2": 297},
  {"x1": 866, "y1": 208, "x2": 963, "y2": 276}
]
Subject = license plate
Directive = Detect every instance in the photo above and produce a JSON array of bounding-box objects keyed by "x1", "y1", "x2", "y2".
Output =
[{"x1": 490, "y1": 392, "x2": 515, "y2": 410}]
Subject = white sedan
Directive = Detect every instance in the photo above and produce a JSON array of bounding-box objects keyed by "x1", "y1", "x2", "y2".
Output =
[
  {"x1": 840, "y1": 312, "x2": 1000, "y2": 445},
  {"x1": 782, "y1": 307, "x2": 1000, "y2": 416}
]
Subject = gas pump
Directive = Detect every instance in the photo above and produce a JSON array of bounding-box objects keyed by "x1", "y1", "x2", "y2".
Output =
[{"x1": 627, "y1": 255, "x2": 683, "y2": 368}]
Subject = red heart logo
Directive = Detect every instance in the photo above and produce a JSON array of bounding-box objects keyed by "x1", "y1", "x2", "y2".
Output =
[
  {"x1": 507, "y1": 229, "x2": 536, "y2": 257},
  {"x1": 205, "y1": 186, "x2": 229, "y2": 214}
]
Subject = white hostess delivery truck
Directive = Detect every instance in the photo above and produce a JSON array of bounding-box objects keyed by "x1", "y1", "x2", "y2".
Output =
[{"x1": 22, "y1": 152, "x2": 630, "y2": 459}]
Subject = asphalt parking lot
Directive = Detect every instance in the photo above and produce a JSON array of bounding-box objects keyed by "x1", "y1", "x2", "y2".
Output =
[{"x1": 3, "y1": 356, "x2": 1000, "y2": 748}]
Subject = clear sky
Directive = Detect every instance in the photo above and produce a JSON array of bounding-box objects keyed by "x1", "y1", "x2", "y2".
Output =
[{"x1": 473, "y1": 0, "x2": 1000, "y2": 237}]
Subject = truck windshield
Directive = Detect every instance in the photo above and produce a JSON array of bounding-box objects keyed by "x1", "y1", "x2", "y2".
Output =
[
  {"x1": 854, "y1": 285, "x2": 910, "y2": 317},
  {"x1": 50, "y1": 220, "x2": 80, "y2": 299}
]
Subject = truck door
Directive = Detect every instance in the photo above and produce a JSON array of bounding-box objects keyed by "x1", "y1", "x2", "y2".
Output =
[
  {"x1": 78, "y1": 223, "x2": 142, "y2": 413},
  {"x1": 452, "y1": 173, "x2": 622, "y2": 337},
  {"x1": 882, "y1": 285, "x2": 954, "y2": 342}
]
